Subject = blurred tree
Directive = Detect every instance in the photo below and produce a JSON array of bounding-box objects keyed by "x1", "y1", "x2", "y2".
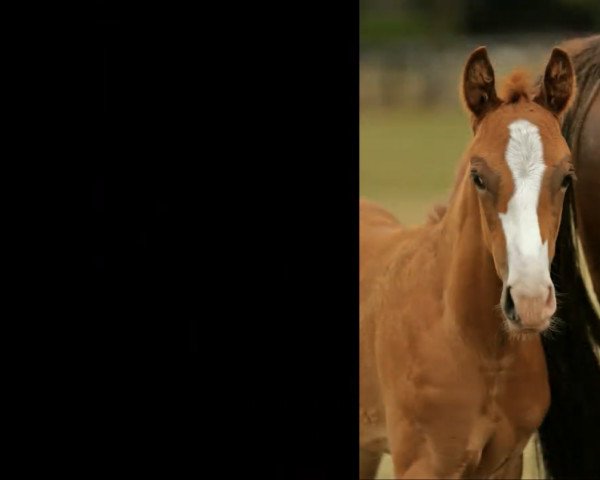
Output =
[
  {"x1": 463, "y1": 0, "x2": 599, "y2": 34},
  {"x1": 360, "y1": 0, "x2": 600, "y2": 45},
  {"x1": 411, "y1": 0, "x2": 466, "y2": 40}
]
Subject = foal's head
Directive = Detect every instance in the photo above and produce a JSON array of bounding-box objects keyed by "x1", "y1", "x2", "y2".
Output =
[{"x1": 461, "y1": 47, "x2": 575, "y2": 333}]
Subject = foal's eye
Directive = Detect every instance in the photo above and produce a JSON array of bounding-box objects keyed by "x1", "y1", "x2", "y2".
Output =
[{"x1": 471, "y1": 173, "x2": 486, "y2": 190}]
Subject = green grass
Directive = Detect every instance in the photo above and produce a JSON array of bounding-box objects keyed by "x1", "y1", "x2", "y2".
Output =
[
  {"x1": 360, "y1": 13, "x2": 430, "y2": 45},
  {"x1": 360, "y1": 107, "x2": 471, "y2": 225}
]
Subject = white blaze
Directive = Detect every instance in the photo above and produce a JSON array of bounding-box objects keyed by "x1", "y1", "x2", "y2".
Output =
[{"x1": 499, "y1": 119, "x2": 550, "y2": 292}]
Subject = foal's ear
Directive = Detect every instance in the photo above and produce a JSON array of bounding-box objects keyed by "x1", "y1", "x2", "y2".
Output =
[
  {"x1": 535, "y1": 48, "x2": 575, "y2": 117},
  {"x1": 462, "y1": 47, "x2": 500, "y2": 119}
]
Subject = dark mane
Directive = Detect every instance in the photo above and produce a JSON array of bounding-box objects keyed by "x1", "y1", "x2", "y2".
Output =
[{"x1": 538, "y1": 35, "x2": 600, "y2": 480}]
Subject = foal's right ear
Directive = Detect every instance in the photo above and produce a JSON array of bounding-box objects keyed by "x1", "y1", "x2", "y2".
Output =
[
  {"x1": 534, "y1": 48, "x2": 576, "y2": 118},
  {"x1": 462, "y1": 47, "x2": 500, "y2": 119}
]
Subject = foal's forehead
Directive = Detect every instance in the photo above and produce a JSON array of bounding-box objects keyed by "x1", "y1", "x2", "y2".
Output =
[{"x1": 478, "y1": 101, "x2": 568, "y2": 166}]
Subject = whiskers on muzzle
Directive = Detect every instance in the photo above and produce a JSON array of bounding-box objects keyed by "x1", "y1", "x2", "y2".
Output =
[
  {"x1": 495, "y1": 297, "x2": 564, "y2": 341},
  {"x1": 540, "y1": 315, "x2": 566, "y2": 341}
]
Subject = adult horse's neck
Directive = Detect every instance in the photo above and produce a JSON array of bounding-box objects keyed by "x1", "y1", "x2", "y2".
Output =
[{"x1": 437, "y1": 162, "x2": 508, "y2": 355}]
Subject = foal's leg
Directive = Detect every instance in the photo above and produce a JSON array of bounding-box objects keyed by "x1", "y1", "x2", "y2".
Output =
[
  {"x1": 490, "y1": 454, "x2": 523, "y2": 479},
  {"x1": 359, "y1": 449, "x2": 382, "y2": 479}
]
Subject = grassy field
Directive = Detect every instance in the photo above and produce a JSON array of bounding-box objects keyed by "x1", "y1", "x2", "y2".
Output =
[
  {"x1": 360, "y1": 106, "x2": 471, "y2": 225},
  {"x1": 360, "y1": 106, "x2": 546, "y2": 479}
]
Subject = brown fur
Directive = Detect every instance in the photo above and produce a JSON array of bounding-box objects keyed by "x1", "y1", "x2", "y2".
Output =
[
  {"x1": 426, "y1": 204, "x2": 448, "y2": 224},
  {"x1": 499, "y1": 69, "x2": 535, "y2": 103},
  {"x1": 432, "y1": 52, "x2": 575, "y2": 225},
  {"x1": 536, "y1": 36, "x2": 600, "y2": 480},
  {"x1": 461, "y1": 47, "x2": 501, "y2": 130},
  {"x1": 360, "y1": 47, "x2": 575, "y2": 479},
  {"x1": 535, "y1": 48, "x2": 577, "y2": 120}
]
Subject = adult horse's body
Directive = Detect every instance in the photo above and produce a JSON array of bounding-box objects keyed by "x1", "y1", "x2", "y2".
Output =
[
  {"x1": 538, "y1": 34, "x2": 600, "y2": 480},
  {"x1": 559, "y1": 35, "x2": 600, "y2": 301},
  {"x1": 360, "y1": 47, "x2": 577, "y2": 479}
]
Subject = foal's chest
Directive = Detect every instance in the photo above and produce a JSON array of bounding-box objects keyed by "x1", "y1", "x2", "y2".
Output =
[
  {"x1": 459, "y1": 349, "x2": 550, "y2": 476},
  {"x1": 412, "y1": 338, "x2": 550, "y2": 477}
]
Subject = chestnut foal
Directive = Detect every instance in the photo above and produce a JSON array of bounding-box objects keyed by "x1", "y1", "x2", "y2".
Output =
[{"x1": 360, "y1": 47, "x2": 576, "y2": 479}]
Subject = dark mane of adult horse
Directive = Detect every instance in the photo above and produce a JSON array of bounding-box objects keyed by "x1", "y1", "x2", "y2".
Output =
[{"x1": 538, "y1": 35, "x2": 600, "y2": 479}]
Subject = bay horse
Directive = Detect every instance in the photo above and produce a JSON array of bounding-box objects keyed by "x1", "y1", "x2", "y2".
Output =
[
  {"x1": 557, "y1": 35, "x2": 600, "y2": 302},
  {"x1": 360, "y1": 47, "x2": 577, "y2": 479},
  {"x1": 538, "y1": 34, "x2": 600, "y2": 480}
]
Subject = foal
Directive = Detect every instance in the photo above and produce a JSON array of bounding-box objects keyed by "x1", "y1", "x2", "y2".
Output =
[{"x1": 360, "y1": 47, "x2": 576, "y2": 479}]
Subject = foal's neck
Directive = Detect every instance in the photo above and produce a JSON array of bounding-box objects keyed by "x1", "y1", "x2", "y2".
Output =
[{"x1": 437, "y1": 170, "x2": 508, "y2": 354}]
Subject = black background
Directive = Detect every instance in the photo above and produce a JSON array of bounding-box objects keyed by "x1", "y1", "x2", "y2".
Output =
[
  {"x1": 81, "y1": 2, "x2": 356, "y2": 476},
  {"x1": 92, "y1": 10, "x2": 196, "y2": 357},
  {"x1": 78, "y1": 1, "x2": 600, "y2": 477}
]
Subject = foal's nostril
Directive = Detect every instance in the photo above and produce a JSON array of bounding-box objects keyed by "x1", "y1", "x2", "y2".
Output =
[{"x1": 504, "y1": 287, "x2": 517, "y2": 321}]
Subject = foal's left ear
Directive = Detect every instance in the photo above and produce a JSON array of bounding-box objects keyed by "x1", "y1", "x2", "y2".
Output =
[{"x1": 535, "y1": 48, "x2": 576, "y2": 117}]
